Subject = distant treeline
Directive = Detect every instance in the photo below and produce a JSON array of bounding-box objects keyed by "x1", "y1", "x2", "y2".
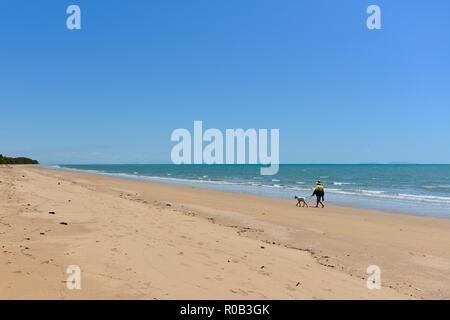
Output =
[{"x1": 0, "y1": 154, "x2": 39, "y2": 165}]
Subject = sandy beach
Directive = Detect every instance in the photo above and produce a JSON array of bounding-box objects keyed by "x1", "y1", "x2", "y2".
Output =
[{"x1": 1, "y1": 165, "x2": 450, "y2": 299}]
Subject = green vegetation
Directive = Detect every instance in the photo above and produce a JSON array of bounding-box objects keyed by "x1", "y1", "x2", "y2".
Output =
[{"x1": 0, "y1": 154, "x2": 39, "y2": 165}]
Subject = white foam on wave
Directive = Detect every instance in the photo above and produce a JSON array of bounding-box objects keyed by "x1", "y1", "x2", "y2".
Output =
[
  {"x1": 57, "y1": 166, "x2": 450, "y2": 207},
  {"x1": 397, "y1": 193, "x2": 450, "y2": 204},
  {"x1": 333, "y1": 182, "x2": 354, "y2": 186},
  {"x1": 326, "y1": 188, "x2": 450, "y2": 205},
  {"x1": 423, "y1": 185, "x2": 450, "y2": 189}
]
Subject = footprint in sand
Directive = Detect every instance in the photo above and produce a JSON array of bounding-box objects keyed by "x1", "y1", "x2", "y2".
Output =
[
  {"x1": 230, "y1": 289, "x2": 249, "y2": 296},
  {"x1": 258, "y1": 266, "x2": 271, "y2": 276},
  {"x1": 286, "y1": 283, "x2": 300, "y2": 291}
]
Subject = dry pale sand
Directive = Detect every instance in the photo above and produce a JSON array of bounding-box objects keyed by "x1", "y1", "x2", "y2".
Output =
[{"x1": 1, "y1": 165, "x2": 450, "y2": 300}]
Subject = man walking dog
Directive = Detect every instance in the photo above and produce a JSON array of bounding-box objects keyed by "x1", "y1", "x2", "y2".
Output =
[{"x1": 312, "y1": 181, "x2": 325, "y2": 208}]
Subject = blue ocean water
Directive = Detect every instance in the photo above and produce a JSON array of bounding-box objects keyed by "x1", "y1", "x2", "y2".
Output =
[{"x1": 58, "y1": 164, "x2": 450, "y2": 218}]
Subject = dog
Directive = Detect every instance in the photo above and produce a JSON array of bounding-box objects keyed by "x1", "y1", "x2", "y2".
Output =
[{"x1": 295, "y1": 196, "x2": 309, "y2": 208}]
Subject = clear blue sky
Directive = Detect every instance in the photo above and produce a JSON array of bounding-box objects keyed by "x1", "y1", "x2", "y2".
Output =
[{"x1": 1, "y1": 0, "x2": 449, "y2": 164}]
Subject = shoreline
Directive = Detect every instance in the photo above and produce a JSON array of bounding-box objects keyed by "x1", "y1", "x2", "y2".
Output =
[
  {"x1": 2, "y1": 165, "x2": 450, "y2": 299},
  {"x1": 53, "y1": 164, "x2": 450, "y2": 219}
]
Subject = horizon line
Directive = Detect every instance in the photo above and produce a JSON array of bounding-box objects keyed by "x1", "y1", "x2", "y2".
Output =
[{"x1": 44, "y1": 163, "x2": 450, "y2": 166}]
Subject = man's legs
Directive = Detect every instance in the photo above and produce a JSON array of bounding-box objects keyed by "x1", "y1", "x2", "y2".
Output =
[{"x1": 319, "y1": 200, "x2": 325, "y2": 208}]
